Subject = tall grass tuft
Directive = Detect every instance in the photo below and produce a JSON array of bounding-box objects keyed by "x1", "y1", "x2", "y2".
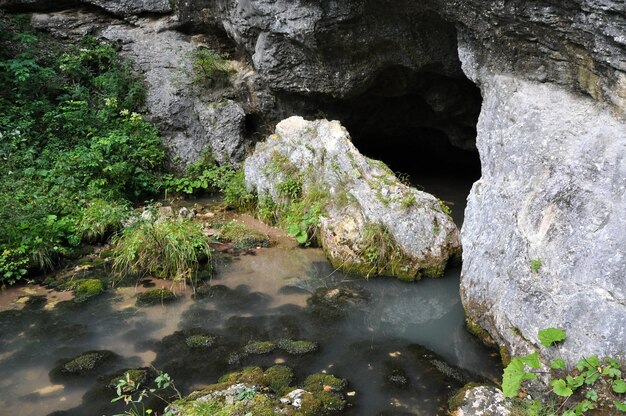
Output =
[
  {"x1": 76, "y1": 199, "x2": 130, "y2": 243},
  {"x1": 111, "y1": 218, "x2": 211, "y2": 282}
]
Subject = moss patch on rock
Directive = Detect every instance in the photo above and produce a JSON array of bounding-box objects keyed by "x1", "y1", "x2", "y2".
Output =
[
  {"x1": 277, "y1": 339, "x2": 318, "y2": 355},
  {"x1": 303, "y1": 373, "x2": 347, "y2": 393},
  {"x1": 216, "y1": 220, "x2": 270, "y2": 250},
  {"x1": 243, "y1": 340, "x2": 276, "y2": 355},
  {"x1": 136, "y1": 288, "x2": 177, "y2": 306},
  {"x1": 185, "y1": 334, "x2": 216, "y2": 349},
  {"x1": 52, "y1": 350, "x2": 115, "y2": 379},
  {"x1": 73, "y1": 278, "x2": 105, "y2": 302}
]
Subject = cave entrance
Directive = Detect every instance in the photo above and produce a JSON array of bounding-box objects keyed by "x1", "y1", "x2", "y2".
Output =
[
  {"x1": 288, "y1": 66, "x2": 483, "y2": 226},
  {"x1": 343, "y1": 68, "x2": 482, "y2": 226}
]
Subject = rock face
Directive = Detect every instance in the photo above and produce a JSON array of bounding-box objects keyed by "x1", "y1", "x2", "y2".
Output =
[
  {"x1": 460, "y1": 66, "x2": 626, "y2": 363},
  {"x1": 449, "y1": 385, "x2": 512, "y2": 416},
  {"x1": 30, "y1": 10, "x2": 250, "y2": 169},
  {"x1": 455, "y1": 2, "x2": 626, "y2": 366},
  {"x1": 244, "y1": 116, "x2": 461, "y2": 280}
]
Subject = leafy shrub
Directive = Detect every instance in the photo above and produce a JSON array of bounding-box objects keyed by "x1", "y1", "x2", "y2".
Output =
[
  {"x1": 0, "y1": 16, "x2": 167, "y2": 283},
  {"x1": 111, "y1": 218, "x2": 212, "y2": 282},
  {"x1": 503, "y1": 328, "x2": 626, "y2": 415}
]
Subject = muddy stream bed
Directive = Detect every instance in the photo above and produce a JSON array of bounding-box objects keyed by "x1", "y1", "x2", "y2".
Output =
[{"x1": 0, "y1": 174, "x2": 500, "y2": 415}]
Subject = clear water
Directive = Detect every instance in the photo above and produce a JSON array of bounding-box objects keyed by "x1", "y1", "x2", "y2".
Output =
[{"x1": 0, "y1": 174, "x2": 500, "y2": 416}]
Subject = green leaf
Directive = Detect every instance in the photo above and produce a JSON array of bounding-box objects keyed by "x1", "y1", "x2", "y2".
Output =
[
  {"x1": 551, "y1": 358, "x2": 566, "y2": 370},
  {"x1": 295, "y1": 232, "x2": 308, "y2": 244},
  {"x1": 605, "y1": 367, "x2": 623, "y2": 379},
  {"x1": 584, "y1": 371, "x2": 600, "y2": 385},
  {"x1": 287, "y1": 224, "x2": 300, "y2": 237},
  {"x1": 566, "y1": 374, "x2": 584, "y2": 389},
  {"x1": 538, "y1": 328, "x2": 566, "y2": 347},
  {"x1": 574, "y1": 400, "x2": 594, "y2": 413},
  {"x1": 551, "y1": 379, "x2": 573, "y2": 397},
  {"x1": 615, "y1": 401, "x2": 626, "y2": 412},
  {"x1": 521, "y1": 352, "x2": 541, "y2": 369},
  {"x1": 613, "y1": 379, "x2": 626, "y2": 394},
  {"x1": 502, "y1": 358, "x2": 526, "y2": 398},
  {"x1": 585, "y1": 389, "x2": 598, "y2": 402}
]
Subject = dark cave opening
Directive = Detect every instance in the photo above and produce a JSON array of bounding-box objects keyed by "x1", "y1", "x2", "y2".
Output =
[{"x1": 273, "y1": 66, "x2": 483, "y2": 224}]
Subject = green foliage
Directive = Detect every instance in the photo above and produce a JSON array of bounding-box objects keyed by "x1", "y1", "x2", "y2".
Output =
[
  {"x1": 438, "y1": 199, "x2": 452, "y2": 216},
  {"x1": 111, "y1": 218, "x2": 212, "y2": 282},
  {"x1": 282, "y1": 187, "x2": 328, "y2": 246},
  {"x1": 191, "y1": 48, "x2": 233, "y2": 87},
  {"x1": 76, "y1": 199, "x2": 130, "y2": 243},
  {"x1": 502, "y1": 353, "x2": 540, "y2": 398},
  {"x1": 112, "y1": 370, "x2": 180, "y2": 416},
  {"x1": 0, "y1": 17, "x2": 166, "y2": 283},
  {"x1": 538, "y1": 328, "x2": 567, "y2": 347},
  {"x1": 221, "y1": 169, "x2": 256, "y2": 212},
  {"x1": 530, "y1": 258, "x2": 542, "y2": 272},
  {"x1": 502, "y1": 328, "x2": 626, "y2": 415}
]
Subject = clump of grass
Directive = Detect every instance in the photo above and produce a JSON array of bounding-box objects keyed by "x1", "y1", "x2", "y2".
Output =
[
  {"x1": 357, "y1": 222, "x2": 414, "y2": 279},
  {"x1": 76, "y1": 199, "x2": 130, "y2": 243},
  {"x1": 111, "y1": 218, "x2": 211, "y2": 282},
  {"x1": 216, "y1": 220, "x2": 270, "y2": 250}
]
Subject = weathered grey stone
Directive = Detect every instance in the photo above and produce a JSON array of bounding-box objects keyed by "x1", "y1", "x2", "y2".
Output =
[
  {"x1": 244, "y1": 116, "x2": 461, "y2": 280},
  {"x1": 0, "y1": 0, "x2": 170, "y2": 15},
  {"x1": 449, "y1": 385, "x2": 512, "y2": 416},
  {"x1": 460, "y1": 51, "x2": 626, "y2": 364},
  {"x1": 30, "y1": 11, "x2": 249, "y2": 169},
  {"x1": 85, "y1": 0, "x2": 171, "y2": 16}
]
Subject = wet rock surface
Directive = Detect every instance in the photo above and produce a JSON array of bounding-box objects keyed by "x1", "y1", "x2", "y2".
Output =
[{"x1": 449, "y1": 385, "x2": 512, "y2": 416}]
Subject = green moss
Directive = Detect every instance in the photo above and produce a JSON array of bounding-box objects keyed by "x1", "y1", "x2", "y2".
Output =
[
  {"x1": 136, "y1": 288, "x2": 177, "y2": 306},
  {"x1": 297, "y1": 391, "x2": 346, "y2": 415},
  {"x1": 303, "y1": 373, "x2": 347, "y2": 393},
  {"x1": 530, "y1": 258, "x2": 542, "y2": 273},
  {"x1": 264, "y1": 365, "x2": 294, "y2": 392},
  {"x1": 277, "y1": 339, "x2": 318, "y2": 355},
  {"x1": 216, "y1": 220, "x2": 270, "y2": 250},
  {"x1": 73, "y1": 278, "x2": 105, "y2": 301},
  {"x1": 243, "y1": 340, "x2": 276, "y2": 355},
  {"x1": 185, "y1": 334, "x2": 216, "y2": 349},
  {"x1": 419, "y1": 263, "x2": 446, "y2": 278},
  {"x1": 61, "y1": 351, "x2": 112, "y2": 374},
  {"x1": 218, "y1": 367, "x2": 266, "y2": 385},
  {"x1": 465, "y1": 318, "x2": 496, "y2": 347},
  {"x1": 500, "y1": 345, "x2": 512, "y2": 367}
]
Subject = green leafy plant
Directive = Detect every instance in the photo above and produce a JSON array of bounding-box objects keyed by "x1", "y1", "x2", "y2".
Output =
[
  {"x1": 112, "y1": 370, "x2": 180, "y2": 416},
  {"x1": 76, "y1": 199, "x2": 131, "y2": 243},
  {"x1": 191, "y1": 48, "x2": 233, "y2": 87},
  {"x1": 216, "y1": 220, "x2": 270, "y2": 250},
  {"x1": 502, "y1": 328, "x2": 626, "y2": 415}
]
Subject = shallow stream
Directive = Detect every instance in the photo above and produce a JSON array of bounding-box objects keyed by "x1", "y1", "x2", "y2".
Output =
[{"x1": 0, "y1": 174, "x2": 500, "y2": 415}]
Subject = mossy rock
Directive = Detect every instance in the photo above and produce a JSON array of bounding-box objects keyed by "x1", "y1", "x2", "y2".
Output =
[
  {"x1": 136, "y1": 289, "x2": 177, "y2": 306},
  {"x1": 53, "y1": 350, "x2": 116, "y2": 377},
  {"x1": 185, "y1": 334, "x2": 216, "y2": 349},
  {"x1": 217, "y1": 220, "x2": 271, "y2": 250},
  {"x1": 243, "y1": 340, "x2": 276, "y2": 355},
  {"x1": 303, "y1": 373, "x2": 347, "y2": 393},
  {"x1": 218, "y1": 367, "x2": 266, "y2": 385},
  {"x1": 297, "y1": 391, "x2": 346, "y2": 415},
  {"x1": 264, "y1": 365, "x2": 294, "y2": 392},
  {"x1": 277, "y1": 339, "x2": 318, "y2": 355},
  {"x1": 107, "y1": 368, "x2": 150, "y2": 391},
  {"x1": 308, "y1": 287, "x2": 369, "y2": 319},
  {"x1": 73, "y1": 278, "x2": 105, "y2": 302}
]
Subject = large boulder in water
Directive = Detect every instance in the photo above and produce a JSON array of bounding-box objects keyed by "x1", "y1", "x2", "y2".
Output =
[{"x1": 244, "y1": 116, "x2": 461, "y2": 281}]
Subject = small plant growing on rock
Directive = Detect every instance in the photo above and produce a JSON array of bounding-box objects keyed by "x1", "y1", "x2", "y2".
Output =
[
  {"x1": 191, "y1": 48, "x2": 233, "y2": 87},
  {"x1": 502, "y1": 328, "x2": 626, "y2": 415},
  {"x1": 216, "y1": 220, "x2": 270, "y2": 250},
  {"x1": 531, "y1": 258, "x2": 542, "y2": 273}
]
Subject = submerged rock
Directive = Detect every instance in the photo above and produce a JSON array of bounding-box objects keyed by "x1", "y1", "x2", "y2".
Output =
[
  {"x1": 50, "y1": 350, "x2": 117, "y2": 381},
  {"x1": 308, "y1": 287, "x2": 369, "y2": 320},
  {"x1": 276, "y1": 339, "x2": 318, "y2": 356},
  {"x1": 245, "y1": 117, "x2": 461, "y2": 280},
  {"x1": 136, "y1": 289, "x2": 177, "y2": 306}
]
